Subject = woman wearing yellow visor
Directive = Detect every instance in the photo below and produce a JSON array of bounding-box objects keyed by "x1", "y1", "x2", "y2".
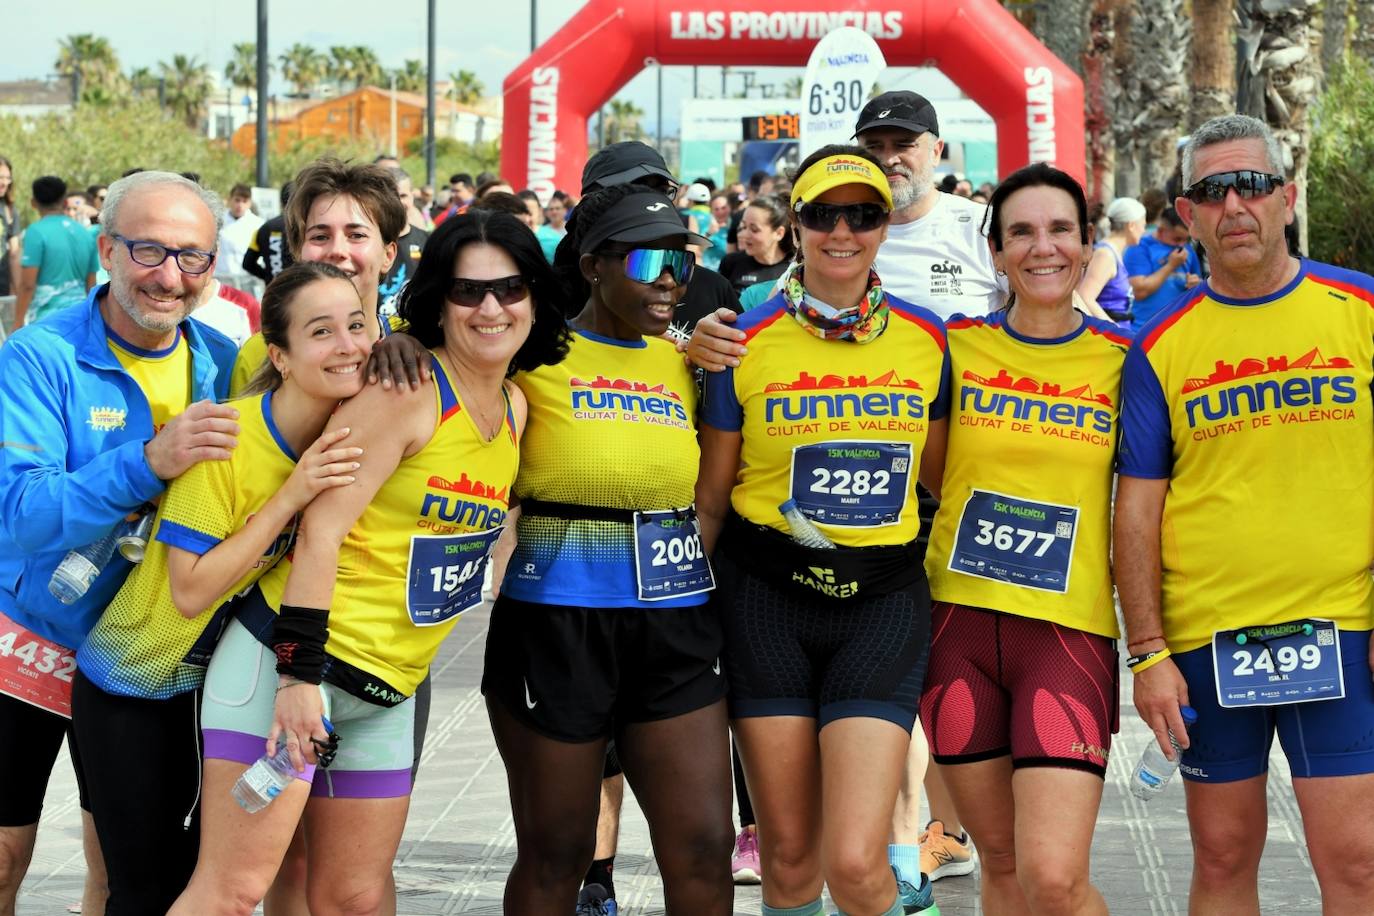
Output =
[{"x1": 695, "y1": 146, "x2": 950, "y2": 916}]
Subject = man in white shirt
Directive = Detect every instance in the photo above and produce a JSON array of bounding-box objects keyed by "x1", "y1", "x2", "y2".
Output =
[{"x1": 215, "y1": 184, "x2": 263, "y2": 280}]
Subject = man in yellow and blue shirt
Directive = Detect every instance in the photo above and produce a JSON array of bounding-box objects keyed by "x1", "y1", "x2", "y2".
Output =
[{"x1": 1116, "y1": 115, "x2": 1374, "y2": 914}]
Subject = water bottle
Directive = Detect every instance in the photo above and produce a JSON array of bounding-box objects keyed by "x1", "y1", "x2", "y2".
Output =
[
  {"x1": 778, "y1": 499, "x2": 836, "y2": 549},
  {"x1": 48, "y1": 528, "x2": 122, "y2": 604},
  {"x1": 232, "y1": 717, "x2": 334, "y2": 813},
  {"x1": 1129, "y1": 705, "x2": 1198, "y2": 800}
]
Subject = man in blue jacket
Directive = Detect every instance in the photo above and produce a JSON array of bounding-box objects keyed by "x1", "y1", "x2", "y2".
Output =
[{"x1": 0, "y1": 170, "x2": 238, "y2": 915}]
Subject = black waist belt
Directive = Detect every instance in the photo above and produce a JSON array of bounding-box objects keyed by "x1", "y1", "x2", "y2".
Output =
[
  {"x1": 720, "y1": 512, "x2": 923, "y2": 602},
  {"x1": 519, "y1": 497, "x2": 635, "y2": 524},
  {"x1": 233, "y1": 586, "x2": 410, "y2": 708}
]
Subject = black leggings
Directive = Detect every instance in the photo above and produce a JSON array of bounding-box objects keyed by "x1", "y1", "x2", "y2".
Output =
[
  {"x1": 70, "y1": 671, "x2": 203, "y2": 916},
  {"x1": 488, "y1": 695, "x2": 735, "y2": 914}
]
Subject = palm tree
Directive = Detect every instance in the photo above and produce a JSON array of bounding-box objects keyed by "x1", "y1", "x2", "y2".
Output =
[
  {"x1": 328, "y1": 46, "x2": 358, "y2": 92},
  {"x1": 1355, "y1": 0, "x2": 1374, "y2": 63},
  {"x1": 55, "y1": 33, "x2": 123, "y2": 102},
  {"x1": 1032, "y1": 0, "x2": 1088, "y2": 78},
  {"x1": 1322, "y1": 0, "x2": 1349, "y2": 77},
  {"x1": 160, "y1": 54, "x2": 213, "y2": 129},
  {"x1": 605, "y1": 98, "x2": 644, "y2": 142},
  {"x1": 1236, "y1": 0, "x2": 1321, "y2": 251},
  {"x1": 1120, "y1": 0, "x2": 1190, "y2": 194},
  {"x1": 128, "y1": 66, "x2": 159, "y2": 100},
  {"x1": 392, "y1": 59, "x2": 426, "y2": 93},
  {"x1": 1082, "y1": 0, "x2": 1122, "y2": 203},
  {"x1": 447, "y1": 69, "x2": 484, "y2": 105},
  {"x1": 225, "y1": 42, "x2": 260, "y2": 91},
  {"x1": 278, "y1": 43, "x2": 324, "y2": 97},
  {"x1": 1190, "y1": 0, "x2": 1237, "y2": 129},
  {"x1": 352, "y1": 46, "x2": 383, "y2": 89}
]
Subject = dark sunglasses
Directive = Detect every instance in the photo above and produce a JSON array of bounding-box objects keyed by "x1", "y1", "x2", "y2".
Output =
[
  {"x1": 794, "y1": 201, "x2": 889, "y2": 233},
  {"x1": 1183, "y1": 170, "x2": 1285, "y2": 204},
  {"x1": 446, "y1": 275, "x2": 529, "y2": 307},
  {"x1": 607, "y1": 248, "x2": 696, "y2": 285}
]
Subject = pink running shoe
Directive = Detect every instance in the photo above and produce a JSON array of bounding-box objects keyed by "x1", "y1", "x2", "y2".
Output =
[{"x1": 731, "y1": 827, "x2": 761, "y2": 884}]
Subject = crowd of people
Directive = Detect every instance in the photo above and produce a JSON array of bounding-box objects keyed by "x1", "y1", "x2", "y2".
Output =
[{"x1": 1, "y1": 89, "x2": 1372, "y2": 916}]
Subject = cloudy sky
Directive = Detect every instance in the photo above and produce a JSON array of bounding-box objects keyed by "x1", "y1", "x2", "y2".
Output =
[{"x1": 6, "y1": 1, "x2": 965, "y2": 136}]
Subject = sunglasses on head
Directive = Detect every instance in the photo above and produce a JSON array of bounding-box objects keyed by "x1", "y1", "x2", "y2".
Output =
[
  {"x1": 606, "y1": 248, "x2": 696, "y2": 285},
  {"x1": 1183, "y1": 170, "x2": 1285, "y2": 204},
  {"x1": 446, "y1": 275, "x2": 529, "y2": 307},
  {"x1": 794, "y1": 201, "x2": 889, "y2": 233}
]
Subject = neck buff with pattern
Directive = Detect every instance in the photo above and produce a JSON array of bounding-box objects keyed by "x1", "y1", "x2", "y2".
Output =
[{"x1": 781, "y1": 263, "x2": 890, "y2": 343}]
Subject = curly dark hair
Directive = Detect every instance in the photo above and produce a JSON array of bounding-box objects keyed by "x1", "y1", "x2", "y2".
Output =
[
  {"x1": 551, "y1": 183, "x2": 647, "y2": 312},
  {"x1": 396, "y1": 209, "x2": 569, "y2": 375}
]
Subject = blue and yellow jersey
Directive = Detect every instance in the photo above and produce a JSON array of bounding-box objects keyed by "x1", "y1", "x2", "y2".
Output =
[
  {"x1": 701, "y1": 293, "x2": 950, "y2": 547},
  {"x1": 502, "y1": 329, "x2": 702, "y2": 608},
  {"x1": 926, "y1": 312, "x2": 1128, "y2": 637},
  {"x1": 258, "y1": 353, "x2": 516, "y2": 695},
  {"x1": 76, "y1": 392, "x2": 299, "y2": 698},
  {"x1": 107, "y1": 326, "x2": 191, "y2": 431},
  {"x1": 1119, "y1": 260, "x2": 1374, "y2": 651}
]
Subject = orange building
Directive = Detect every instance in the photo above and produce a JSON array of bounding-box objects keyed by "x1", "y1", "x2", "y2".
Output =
[{"x1": 230, "y1": 86, "x2": 497, "y2": 157}]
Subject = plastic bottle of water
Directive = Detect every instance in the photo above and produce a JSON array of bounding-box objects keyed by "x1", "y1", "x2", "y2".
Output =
[
  {"x1": 778, "y1": 499, "x2": 836, "y2": 549},
  {"x1": 232, "y1": 717, "x2": 334, "y2": 813},
  {"x1": 48, "y1": 529, "x2": 122, "y2": 604},
  {"x1": 1129, "y1": 705, "x2": 1198, "y2": 800}
]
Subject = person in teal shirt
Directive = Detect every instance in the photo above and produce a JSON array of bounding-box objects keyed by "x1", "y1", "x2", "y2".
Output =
[
  {"x1": 16, "y1": 176, "x2": 98, "y2": 326},
  {"x1": 535, "y1": 193, "x2": 568, "y2": 263}
]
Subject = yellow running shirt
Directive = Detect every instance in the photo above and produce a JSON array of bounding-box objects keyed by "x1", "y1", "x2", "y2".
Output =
[
  {"x1": 926, "y1": 312, "x2": 1128, "y2": 638},
  {"x1": 1119, "y1": 261, "x2": 1374, "y2": 651},
  {"x1": 503, "y1": 328, "x2": 703, "y2": 608},
  {"x1": 701, "y1": 293, "x2": 950, "y2": 547},
  {"x1": 107, "y1": 326, "x2": 191, "y2": 432},
  {"x1": 76, "y1": 392, "x2": 299, "y2": 698},
  {"x1": 258, "y1": 353, "x2": 517, "y2": 696}
]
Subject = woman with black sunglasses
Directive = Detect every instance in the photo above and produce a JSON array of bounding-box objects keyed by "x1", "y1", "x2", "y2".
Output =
[
  {"x1": 482, "y1": 183, "x2": 736, "y2": 914},
  {"x1": 694, "y1": 144, "x2": 950, "y2": 916},
  {"x1": 169, "y1": 210, "x2": 568, "y2": 915}
]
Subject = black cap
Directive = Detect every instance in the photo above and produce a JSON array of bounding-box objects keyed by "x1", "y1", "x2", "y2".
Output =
[
  {"x1": 853, "y1": 91, "x2": 939, "y2": 139},
  {"x1": 581, "y1": 142, "x2": 677, "y2": 194},
  {"x1": 577, "y1": 191, "x2": 712, "y2": 254}
]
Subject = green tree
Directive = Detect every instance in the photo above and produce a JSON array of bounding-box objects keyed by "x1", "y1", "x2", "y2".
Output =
[
  {"x1": 160, "y1": 55, "x2": 212, "y2": 129},
  {"x1": 279, "y1": 43, "x2": 324, "y2": 97},
  {"x1": 225, "y1": 42, "x2": 260, "y2": 91},
  {"x1": 328, "y1": 45, "x2": 358, "y2": 91},
  {"x1": 781, "y1": 76, "x2": 803, "y2": 98},
  {"x1": 352, "y1": 46, "x2": 383, "y2": 89},
  {"x1": 605, "y1": 98, "x2": 644, "y2": 143},
  {"x1": 55, "y1": 33, "x2": 124, "y2": 103},
  {"x1": 128, "y1": 66, "x2": 158, "y2": 100},
  {"x1": 1308, "y1": 57, "x2": 1374, "y2": 271},
  {"x1": 391, "y1": 59, "x2": 427, "y2": 93},
  {"x1": 447, "y1": 69, "x2": 484, "y2": 105}
]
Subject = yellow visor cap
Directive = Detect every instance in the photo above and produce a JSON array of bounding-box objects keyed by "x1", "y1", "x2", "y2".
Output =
[{"x1": 790, "y1": 154, "x2": 893, "y2": 211}]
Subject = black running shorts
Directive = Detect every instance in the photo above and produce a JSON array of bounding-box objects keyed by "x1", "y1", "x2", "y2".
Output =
[
  {"x1": 713, "y1": 548, "x2": 932, "y2": 732},
  {"x1": 0, "y1": 691, "x2": 89, "y2": 825},
  {"x1": 481, "y1": 596, "x2": 726, "y2": 743}
]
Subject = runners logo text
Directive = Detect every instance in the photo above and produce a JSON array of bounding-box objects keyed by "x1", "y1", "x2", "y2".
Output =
[
  {"x1": 763, "y1": 370, "x2": 926, "y2": 437},
  {"x1": 419, "y1": 474, "x2": 509, "y2": 534},
  {"x1": 958, "y1": 368, "x2": 1115, "y2": 446},
  {"x1": 1181, "y1": 349, "x2": 1357, "y2": 441},
  {"x1": 569, "y1": 376, "x2": 690, "y2": 428}
]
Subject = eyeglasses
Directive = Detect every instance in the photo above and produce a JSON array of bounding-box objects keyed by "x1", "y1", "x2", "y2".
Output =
[
  {"x1": 446, "y1": 275, "x2": 529, "y2": 307},
  {"x1": 608, "y1": 248, "x2": 695, "y2": 285},
  {"x1": 113, "y1": 235, "x2": 215, "y2": 275},
  {"x1": 1183, "y1": 170, "x2": 1285, "y2": 204},
  {"x1": 794, "y1": 201, "x2": 889, "y2": 233}
]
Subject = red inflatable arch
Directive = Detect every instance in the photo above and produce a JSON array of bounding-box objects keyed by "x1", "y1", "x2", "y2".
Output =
[{"x1": 501, "y1": 0, "x2": 1084, "y2": 201}]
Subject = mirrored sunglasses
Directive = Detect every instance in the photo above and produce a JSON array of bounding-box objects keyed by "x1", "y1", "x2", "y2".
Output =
[
  {"x1": 1184, "y1": 170, "x2": 1285, "y2": 204},
  {"x1": 617, "y1": 248, "x2": 695, "y2": 285}
]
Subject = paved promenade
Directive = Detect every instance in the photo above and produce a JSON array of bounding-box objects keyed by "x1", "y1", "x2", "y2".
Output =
[{"x1": 20, "y1": 601, "x2": 1322, "y2": 914}]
